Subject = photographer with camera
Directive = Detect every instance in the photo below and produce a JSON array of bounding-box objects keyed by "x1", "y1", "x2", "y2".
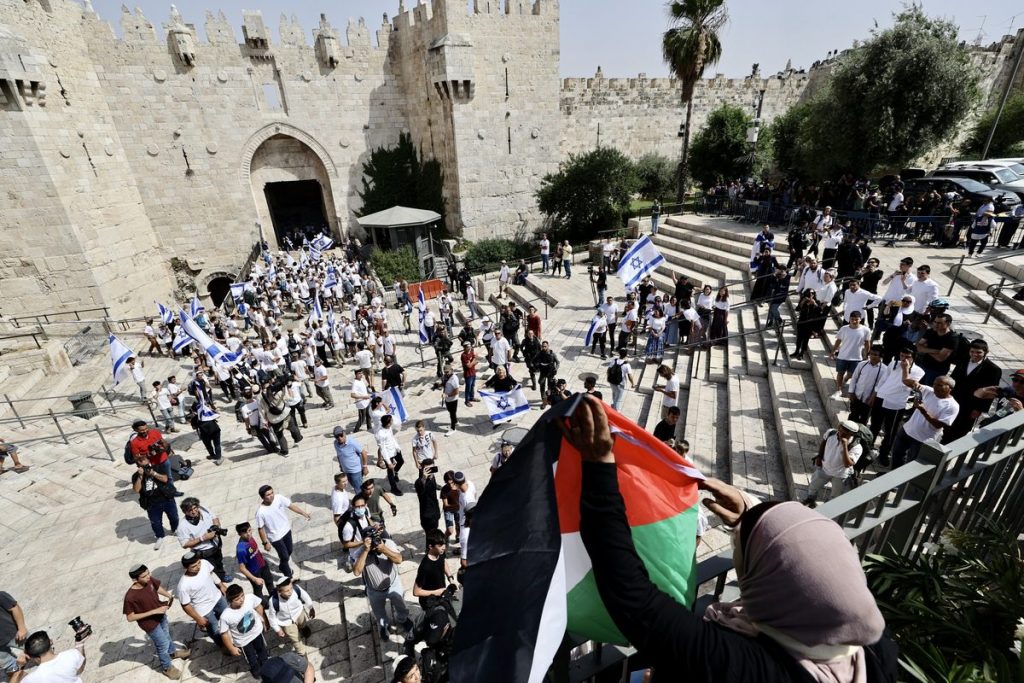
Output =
[
  {"x1": 128, "y1": 420, "x2": 180, "y2": 492},
  {"x1": 353, "y1": 524, "x2": 412, "y2": 642},
  {"x1": 131, "y1": 450, "x2": 179, "y2": 550},
  {"x1": 123, "y1": 564, "x2": 190, "y2": 680},
  {"x1": 176, "y1": 497, "x2": 232, "y2": 582},
  {"x1": 19, "y1": 630, "x2": 87, "y2": 683}
]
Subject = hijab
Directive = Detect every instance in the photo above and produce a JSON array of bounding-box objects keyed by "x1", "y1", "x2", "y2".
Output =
[{"x1": 704, "y1": 502, "x2": 885, "y2": 683}]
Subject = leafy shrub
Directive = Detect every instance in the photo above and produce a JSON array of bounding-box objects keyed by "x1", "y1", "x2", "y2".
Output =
[
  {"x1": 463, "y1": 238, "x2": 535, "y2": 274},
  {"x1": 635, "y1": 153, "x2": 675, "y2": 200},
  {"x1": 369, "y1": 246, "x2": 420, "y2": 284}
]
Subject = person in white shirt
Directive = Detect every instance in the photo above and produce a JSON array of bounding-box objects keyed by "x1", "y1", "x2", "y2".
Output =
[
  {"x1": 152, "y1": 380, "x2": 177, "y2": 433},
  {"x1": 498, "y1": 260, "x2": 511, "y2": 297},
  {"x1": 654, "y1": 364, "x2": 680, "y2": 419},
  {"x1": 440, "y1": 365, "x2": 460, "y2": 432},
  {"x1": 890, "y1": 373, "x2": 959, "y2": 469},
  {"x1": 847, "y1": 348, "x2": 888, "y2": 424},
  {"x1": 589, "y1": 310, "x2": 609, "y2": 358},
  {"x1": 841, "y1": 278, "x2": 882, "y2": 324},
  {"x1": 268, "y1": 578, "x2": 316, "y2": 655},
  {"x1": 539, "y1": 233, "x2": 551, "y2": 273},
  {"x1": 600, "y1": 296, "x2": 619, "y2": 349},
  {"x1": 351, "y1": 369, "x2": 372, "y2": 432},
  {"x1": 830, "y1": 311, "x2": 871, "y2": 398},
  {"x1": 607, "y1": 348, "x2": 635, "y2": 411},
  {"x1": 871, "y1": 350, "x2": 926, "y2": 467},
  {"x1": 176, "y1": 554, "x2": 229, "y2": 644},
  {"x1": 466, "y1": 283, "x2": 480, "y2": 319},
  {"x1": 375, "y1": 414, "x2": 405, "y2": 495},
  {"x1": 255, "y1": 486, "x2": 312, "y2": 579},
  {"x1": 20, "y1": 631, "x2": 86, "y2": 683},
  {"x1": 126, "y1": 356, "x2": 147, "y2": 400},
  {"x1": 312, "y1": 357, "x2": 333, "y2": 408},
  {"x1": 879, "y1": 257, "x2": 914, "y2": 308},
  {"x1": 909, "y1": 265, "x2": 939, "y2": 314},
  {"x1": 218, "y1": 585, "x2": 268, "y2": 676},
  {"x1": 796, "y1": 256, "x2": 824, "y2": 295},
  {"x1": 411, "y1": 420, "x2": 439, "y2": 468},
  {"x1": 802, "y1": 420, "x2": 863, "y2": 507},
  {"x1": 453, "y1": 471, "x2": 476, "y2": 527},
  {"x1": 887, "y1": 189, "x2": 904, "y2": 213},
  {"x1": 330, "y1": 473, "x2": 351, "y2": 524},
  {"x1": 289, "y1": 353, "x2": 312, "y2": 398},
  {"x1": 490, "y1": 330, "x2": 512, "y2": 371}
]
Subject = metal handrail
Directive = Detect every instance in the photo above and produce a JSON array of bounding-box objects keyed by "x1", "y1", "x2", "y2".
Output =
[
  {"x1": 947, "y1": 249, "x2": 1024, "y2": 295},
  {"x1": 981, "y1": 276, "x2": 1024, "y2": 324},
  {"x1": 7, "y1": 306, "x2": 110, "y2": 328},
  {"x1": 0, "y1": 329, "x2": 46, "y2": 350}
]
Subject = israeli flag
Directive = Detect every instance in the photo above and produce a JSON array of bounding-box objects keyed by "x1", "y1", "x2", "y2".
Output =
[
  {"x1": 479, "y1": 385, "x2": 530, "y2": 425},
  {"x1": 312, "y1": 234, "x2": 334, "y2": 251},
  {"x1": 327, "y1": 309, "x2": 337, "y2": 330},
  {"x1": 155, "y1": 301, "x2": 174, "y2": 325},
  {"x1": 189, "y1": 295, "x2": 205, "y2": 318},
  {"x1": 229, "y1": 282, "x2": 247, "y2": 304},
  {"x1": 196, "y1": 394, "x2": 218, "y2": 421},
  {"x1": 179, "y1": 310, "x2": 242, "y2": 367},
  {"x1": 300, "y1": 250, "x2": 309, "y2": 267},
  {"x1": 172, "y1": 329, "x2": 193, "y2": 354},
  {"x1": 307, "y1": 295, "x2": 324, "y2": 326},
  {"x1": 381, "y1": 386, "x2": 408, "y2": 427},
  {"x1": 310, "y1": 244, "x2": 322, "y2": 262},
  {"x1": 584, "y1": 316, "x2": 599, "y2": 348},
  {"x1": 616, "y1": 235, "x2": 665, "y2": 289},
  {"x1": 323, "y1": 271, "x2": 338, "y2": 290},
  {"x1": 417, "y1": 289, "x2": 429, "y2": 344},
  {"x1": 286, "y1": 253, "x2": 298, "y2": 269},
  {"x1": 109, "y1": 334, "x2": 134, "y2": 386}
]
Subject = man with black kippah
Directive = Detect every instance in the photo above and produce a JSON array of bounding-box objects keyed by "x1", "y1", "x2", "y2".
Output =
[{"x1": 123, "y1": 564, "x2": 190, "y2": 679}]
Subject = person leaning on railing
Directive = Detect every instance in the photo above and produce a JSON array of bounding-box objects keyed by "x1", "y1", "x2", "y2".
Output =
[{"x1": 566, "y1": 395, "x2": 899, "y2": 682}]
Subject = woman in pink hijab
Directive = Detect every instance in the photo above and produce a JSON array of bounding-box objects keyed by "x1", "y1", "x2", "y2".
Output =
[{"x1": 567, "y1": 395, "x2": 899, "y2": 682}]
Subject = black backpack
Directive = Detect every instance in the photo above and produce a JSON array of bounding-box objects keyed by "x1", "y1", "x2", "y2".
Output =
[
  {"x1": 270, "y1": 584, "x2": 306, "y2": 612},
  {"x1": 607, "y1": 360, "x2": 623, "y2": 386},
  {"x1": 123, "y1": 433, "x2": 137, "y2": 465}
]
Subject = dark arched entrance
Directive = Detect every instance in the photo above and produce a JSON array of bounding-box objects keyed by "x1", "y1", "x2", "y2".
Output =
[{"x1": 207, "y1": 276, "x2": 232, "y2": 308}]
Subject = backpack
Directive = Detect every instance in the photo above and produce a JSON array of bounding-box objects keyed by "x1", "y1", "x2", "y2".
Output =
[
  {"x1": 123, "y1": 433, "x2": 137, "y2": 465},
  {"x1": 270, "y1": 585, "x2": 306, "y2": 613},
  {"x1": 825, "y1": 426, "x2": 876, "y2": 481},
  {"x1": 607, "y1": 360, "x2": 623, "y2": 386}
]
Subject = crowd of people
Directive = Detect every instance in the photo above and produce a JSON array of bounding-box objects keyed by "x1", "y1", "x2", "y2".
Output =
[{"x1": 3, "y1": 203, "x2": 1024, "y2": 683}]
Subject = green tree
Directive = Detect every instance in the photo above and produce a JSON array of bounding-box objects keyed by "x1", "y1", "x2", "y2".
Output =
[
  {"x1": 357, "y1": 132, "x2": 446, "y2": 222},
  {"x1": 689, "y1": 104, "x2": 773, "y2": 188},
  {"x1": 768, "y1": 102, "x2": 811, "y2": 176},
  {"x1": 784, "y1": 7, "x2": 980, "y2": 179},
  {"x1": 960, "y1": 92, "x2": 1024, "y2": 158},
  {"x1": 535, "y1": 147, "x2": 639, "y2": 243},
  {"x1": 662, "y1": 0, "x2": 728, "y2": 201},
  {"x1": 634, "y1": 153, "x2": 676, "y2": 200}
]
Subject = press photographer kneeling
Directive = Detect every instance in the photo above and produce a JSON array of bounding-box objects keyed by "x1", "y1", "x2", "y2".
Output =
[{"x1": 176, "y1": 497, "x2": 232, "y2": 582}]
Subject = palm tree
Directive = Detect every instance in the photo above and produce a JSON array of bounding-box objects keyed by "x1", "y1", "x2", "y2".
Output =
[{"x1": 663, "y1": 0, "x2": 728, "y2": 202}]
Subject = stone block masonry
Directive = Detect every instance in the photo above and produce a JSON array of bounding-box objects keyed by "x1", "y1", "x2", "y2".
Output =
[{"x1": 0, "y1": 0, "x2": 1019, "y2": 320}]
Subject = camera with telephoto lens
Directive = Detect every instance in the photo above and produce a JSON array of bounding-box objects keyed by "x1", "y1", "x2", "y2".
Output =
[
  {"x1": 367, "y1": 524, "x2": 384, "y2": 549},
  {"x1": 207, "y1": 524, "x2": 229, "y2": 538},
  {"x1": 68, "y1": 616, "x2": 92, "y2": 642}
]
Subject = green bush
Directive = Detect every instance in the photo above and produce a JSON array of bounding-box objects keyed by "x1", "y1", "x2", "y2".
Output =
[
  {"x1": 370, "y1": 246, "x2": 420, "y2": 284},
  {"x1": 463, "y1": 238, "x2": 535, "y2": 274}
]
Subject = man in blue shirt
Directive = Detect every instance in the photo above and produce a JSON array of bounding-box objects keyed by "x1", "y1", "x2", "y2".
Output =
[{"x1": 333, "y1": 427, "x2": 369, "y2": 490}]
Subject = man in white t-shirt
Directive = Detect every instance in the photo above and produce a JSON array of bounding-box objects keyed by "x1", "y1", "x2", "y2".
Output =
[
  {"x1": 830, "y1": 311, "x2": 871, "y2": 399},
  {"x1": 176, "y1": 553, "x2": 228, "y2": 644},
  {"x1": 871, "y1": 350, "x2": 925, "y2": 466},
  {"x1": 599, "y1": 296, "x2": 619, "y2": 349},
  {"x1": 312, "y1": 357, "x2": 333, "y2": 408},
  {"x1": 351, "y1": 369, "x2": 372, "y2": 432},
  {"x1": 20, "y1": 631, "x2": 86, "y2": 683},
  {"x1": 802, "y1": 420, "x2": 863, "y2": 507},
  {"x1": 909, "y1": 265, "x2": 939, "y2": 314},
  {"x1": 498, "y1": 260, "x2": 510, "y2": 297},
  {"x1": 152, "y1": 380, "x2": 177, "y2": 433},
  {"x1": 654, "y1": 364, "x2": 680, "y2": 419},
  {"x1": 255, "y1": 486, "x2": 311, "y2": 579},
  {"x1": 453, "y1": 471, "x2": 476, "y2": 527},
  {"x1": 218, "y1": 585, "x2": 268, "y2": 677},
  {"x1": 490, "y1": 330, "x2": 512, "y2": 371},
  {"x1": 607, "y1": 348, "x2": 635, "y2": 412},
  {"x1": 538, "y1": 233, "x2": 550, "y2": 273},
  {"x1": 330, "y1": 473, "x2": 350, "y2": 525},
  {"x1": 890, "y1": 374, "x2": 959, "y2": 469}
]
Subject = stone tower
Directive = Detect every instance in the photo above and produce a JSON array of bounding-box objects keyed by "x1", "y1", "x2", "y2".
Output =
[{"x1": 389, "y1": 0, "x2": 562, "y2": 240}]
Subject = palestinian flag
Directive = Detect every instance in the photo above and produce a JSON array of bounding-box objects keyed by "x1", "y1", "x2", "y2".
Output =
[{"x1": 450, "y1": 394, "x2": 703, "y2": 683}]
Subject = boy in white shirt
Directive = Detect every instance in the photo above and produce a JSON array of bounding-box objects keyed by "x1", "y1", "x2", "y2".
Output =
[
  {"x1": 830, "y1": 311, "x2": 871, "y2": 398},
  {"x1": 268, "y1": 578, "x2": 315, "y2": 655},
  {"x1": 218, "y1": 585, "x2": 268, "y2": 677},
  {"x1": 375, "y1": 415, "x2": 405, "y2": 496}
]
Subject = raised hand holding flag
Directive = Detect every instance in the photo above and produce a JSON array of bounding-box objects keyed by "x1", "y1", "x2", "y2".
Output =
[
  {"x1": 616, "y1": 235, "x2": 665, "y2": 289},
  {"x1": 108, "y1": 334, "x2": 134, "y2": 386}
]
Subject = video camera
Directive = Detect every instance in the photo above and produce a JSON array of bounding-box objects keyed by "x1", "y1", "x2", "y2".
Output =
[
  {"x1": 68, "y1": 616, "x2": 92, "y2": 642},
  {"x1": 367, "y1": 524, "x2": 385, "y2": 549}
]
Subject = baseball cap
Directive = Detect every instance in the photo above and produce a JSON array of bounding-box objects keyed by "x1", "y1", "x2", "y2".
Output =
[
  {"x1": 1012, "y1": 369, "x2": 1024, "y2": 380},
  {"x1": 840, "y1": 420, "x2": 859, "y2": 432},
  {"x1": 333, "y1": 426, "x2": 345, "y2": 437},
  {"x1": 423, "y1": 608, "x2": 450, "y2": 646}
]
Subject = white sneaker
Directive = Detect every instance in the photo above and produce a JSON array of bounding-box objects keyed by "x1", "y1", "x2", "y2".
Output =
[
  {"x1": 155, "y1": 537, "x2": 165, "y2": 551},
  {"x1": 830, "y1": 391, "x2": 844, "y2": 400}
]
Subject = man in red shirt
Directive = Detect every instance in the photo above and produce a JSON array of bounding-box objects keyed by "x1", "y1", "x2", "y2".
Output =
[
  {"x1": 129, "y1": 420, "x2": 179, "y2": 490},
  {"x1": 460, "y1": 342, "x2": 477, "y2": 407},
  {"x1": 526, "y1": 305, "x2": 542, "y2": 340},
  {"x1": 123, "y1": 564, "x2": 190, "y2": 679}
]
